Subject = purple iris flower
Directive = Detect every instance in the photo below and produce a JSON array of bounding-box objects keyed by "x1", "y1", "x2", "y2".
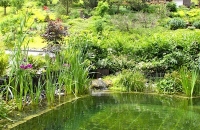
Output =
[
  {"x1": 26, "y1": 64, "x2": 33, "y2": 69},
  {"x1": 20, "y1": 64, "x2": 25, "y2": 69},
  {"x1": 20, "y1": 64, "x2": 33, "y2": 70}
]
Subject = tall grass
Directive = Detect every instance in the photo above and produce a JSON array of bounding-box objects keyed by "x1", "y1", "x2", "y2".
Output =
[
  {"x1": 61, "y1": 45, "x2": 90, "y2": 95},
  {"x1": 115, "y1": 69, "x2": 147, "y2": 92},
  {"x1": 179, "y1": 67, "x2": 199, "y2": 97},
  {"x1": 7, "y1": 12, "x2": 33, "y2": 111}
]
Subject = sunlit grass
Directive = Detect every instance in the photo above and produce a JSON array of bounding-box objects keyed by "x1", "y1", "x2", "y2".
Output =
[
  {"x1": 0, "y1": 7, "x2": 12, "y2": 16},
  {"x1": 28, "y1": 36, "x2": 47, "y2": 49},
  {"x1": 191, "y1": 0, "x2": 198, "y2": 4}
]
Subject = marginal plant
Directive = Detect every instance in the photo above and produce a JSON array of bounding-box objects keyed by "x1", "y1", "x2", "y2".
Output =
[
  {"x1": 117, "y1": 69, "x2": 146, "y2": 92},
  {"x1": 0, "y1": 51, "x2": 9, "y2": 77},
  {"x1": 0, "y1": 99, "x2": 12, "y2": 121},
  {"x1": 157, "y1": 71, "x2": 182, "y2": 94},
  {"x1": 179, "y1": 67, "x2": 198, "y2": 97},
  {"x1": 44, "y1": 55, "x2": 56, "y2": 106},
  {"x1": 5, "y1": 12, "x2": 33, "y2": 111},
  {"x1": 61, "y1": 44, "x2": 90, "y2": 95}
]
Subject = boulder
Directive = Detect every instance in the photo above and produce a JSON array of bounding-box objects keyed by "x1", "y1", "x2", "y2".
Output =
[{"x1": 91, "y1": 78, "x2": 112, "y2": 90}]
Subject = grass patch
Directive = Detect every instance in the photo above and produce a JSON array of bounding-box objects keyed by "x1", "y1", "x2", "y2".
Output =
[{"x1": 28, "y1": 36, "x2": 47, "y2": 49}]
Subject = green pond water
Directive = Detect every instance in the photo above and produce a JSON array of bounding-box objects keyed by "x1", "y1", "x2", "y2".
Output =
[{"x1": 11, "y1": 93, "x2": 200, "y2": 130}]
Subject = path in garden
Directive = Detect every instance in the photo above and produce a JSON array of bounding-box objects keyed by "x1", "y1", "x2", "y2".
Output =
[{"x1": 5, "y1": 49, "x2": 55, "y2": 57}]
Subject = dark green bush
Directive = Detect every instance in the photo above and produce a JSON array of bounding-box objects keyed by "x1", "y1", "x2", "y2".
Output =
[
  {"x1": 166, "y1": 2, "x2": 177, "y2": 12},
  {"x1": 134, "y1": 41, "x2": 173, "y2": 61},
  {"x1": 128, "y1": 1, "x2": 148, "y2": 12},
  {"x1": 168, "y1": 18, "x2": 186, "y2": 30},
  {"x1": 106, "y1": 54, "x2": 135, "y2": 74},
  {"x1": 193, "y1": 21, "x2": 200, "y2": 29},
  {"x1": 94, "y1": 20, "x2": 104, "y2": 33},
  {"x1": 157, "y1": 71, "x2": 182, "y2": 94},
  {"x1": 83, "y1": 0, "x2": 98, "y2": 8}
]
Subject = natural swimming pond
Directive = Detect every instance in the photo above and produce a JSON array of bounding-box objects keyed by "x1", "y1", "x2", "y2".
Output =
[{"x1": 10, "y1": 93, "x2": 200, "y2": 130}]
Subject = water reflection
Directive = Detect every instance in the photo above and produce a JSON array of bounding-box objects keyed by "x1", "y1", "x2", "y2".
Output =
[{"x1": 11, "y1": 93, "x2": 200, "y2": 130}]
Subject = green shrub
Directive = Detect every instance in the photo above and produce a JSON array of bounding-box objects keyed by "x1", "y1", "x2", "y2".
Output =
[
  {"x1": 0, "y1": 51, "x2": 8, "y2": 76},
  {"x1": 67, "y1": 33, "x2": 108, "y2": 70},
  {"x1": 168, "y1": 18, "x2": 186, "y2": 30},
  {"x1": 100, "y1": 54, "x2": 135, "y2": 74},
  {"x1": 94, "y1": 19, "x2": 104, "y2": 33},
  {"x1": 157, "y1": 71, "x2": 182, "y2": 94},
  {"x1": 83, "y1": 0, "x2": 98, "y2": 8},
  {"x1": 111, "y1": 14, "x2": 134, "y2": 31},
  {"x1": 69, "y1": 9, "x2": 81, "y2": 19},
  {"x1": 117, "y1": 69, "x2": 147, "y2": 92},
  {"x1": 95, "y1": 1, "x2": 109, "y2": 17},
  {"x1": 55, "y1": 3, "x2": 67, "y2": 16},
  {"x1": 193, "y1": 21, "x2": 200, "y2": 29},
  {"x1": 28, "y1": 55, "x2": 46, "y2": 70},
  {"x1": 166, "y1": 2, "x2": 177, "y2": 12},
  {"x1": 129, "y1": 1, "x2": 148, "y2": 12}
]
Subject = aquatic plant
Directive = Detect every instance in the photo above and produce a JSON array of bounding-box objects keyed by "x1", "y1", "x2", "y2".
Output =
[
  {"x1": 0, "y1": 51, "x2": 9, "y2": 77},
  {"x1": 0, "y1": 99, "x2": 12, "y2": 121},
  {"x1": 157, "y1": 71, "x2": 182, "y2": 94},
  {"x1": 179, "y1": 67, "x2": 198, "y2": 97},
  {"x1": 116, "y1": 69, "x2": 147, "y2": 92},
  {"x1": 5, "y1": 12, "x2": 34, "y2": 111}
]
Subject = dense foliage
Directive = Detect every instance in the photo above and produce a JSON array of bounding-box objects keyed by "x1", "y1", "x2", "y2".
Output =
[{"x1": 1, "y1": 0, "x2": 200, "y2": 123}]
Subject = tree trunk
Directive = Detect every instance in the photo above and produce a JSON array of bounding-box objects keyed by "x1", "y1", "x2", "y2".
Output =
[
  {"x1": 117, "y1": 4, "x2": 120, "y2": 13},
  {"x1": 4, "y1": 6, "x2": 6, "y2": 15},
  {"x1": 66, "y1": 0, "x2": 69, "y2": 15}
]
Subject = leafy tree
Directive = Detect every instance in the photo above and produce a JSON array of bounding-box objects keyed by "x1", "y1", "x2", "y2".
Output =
[
  {"x1": 39, "y1": 0, "x2": 48, "y2": 5},
  {"x1": 59, "y1": 0, "x2": 79, "y2": 15},
  {"x1": 0, "y1": 0, "x2": 10, "y2": 15},
  {"x1": 83, "y1": 0, "x2": 98, "y2": 8},
  {"x1": 11, "y1": 0, "x2": 24, "y2": 13},
  {"x1": 38, "y1": 0, "x2": 53, "y2": 6}
]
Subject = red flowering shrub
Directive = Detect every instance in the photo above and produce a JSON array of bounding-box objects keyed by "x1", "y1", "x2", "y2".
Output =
[
  {"x1": 42, "y1": 19, "x2": 68, "y2": 44},
  {"x1": 43, "y1": 6, "x2": 49, "y2": 11}
]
